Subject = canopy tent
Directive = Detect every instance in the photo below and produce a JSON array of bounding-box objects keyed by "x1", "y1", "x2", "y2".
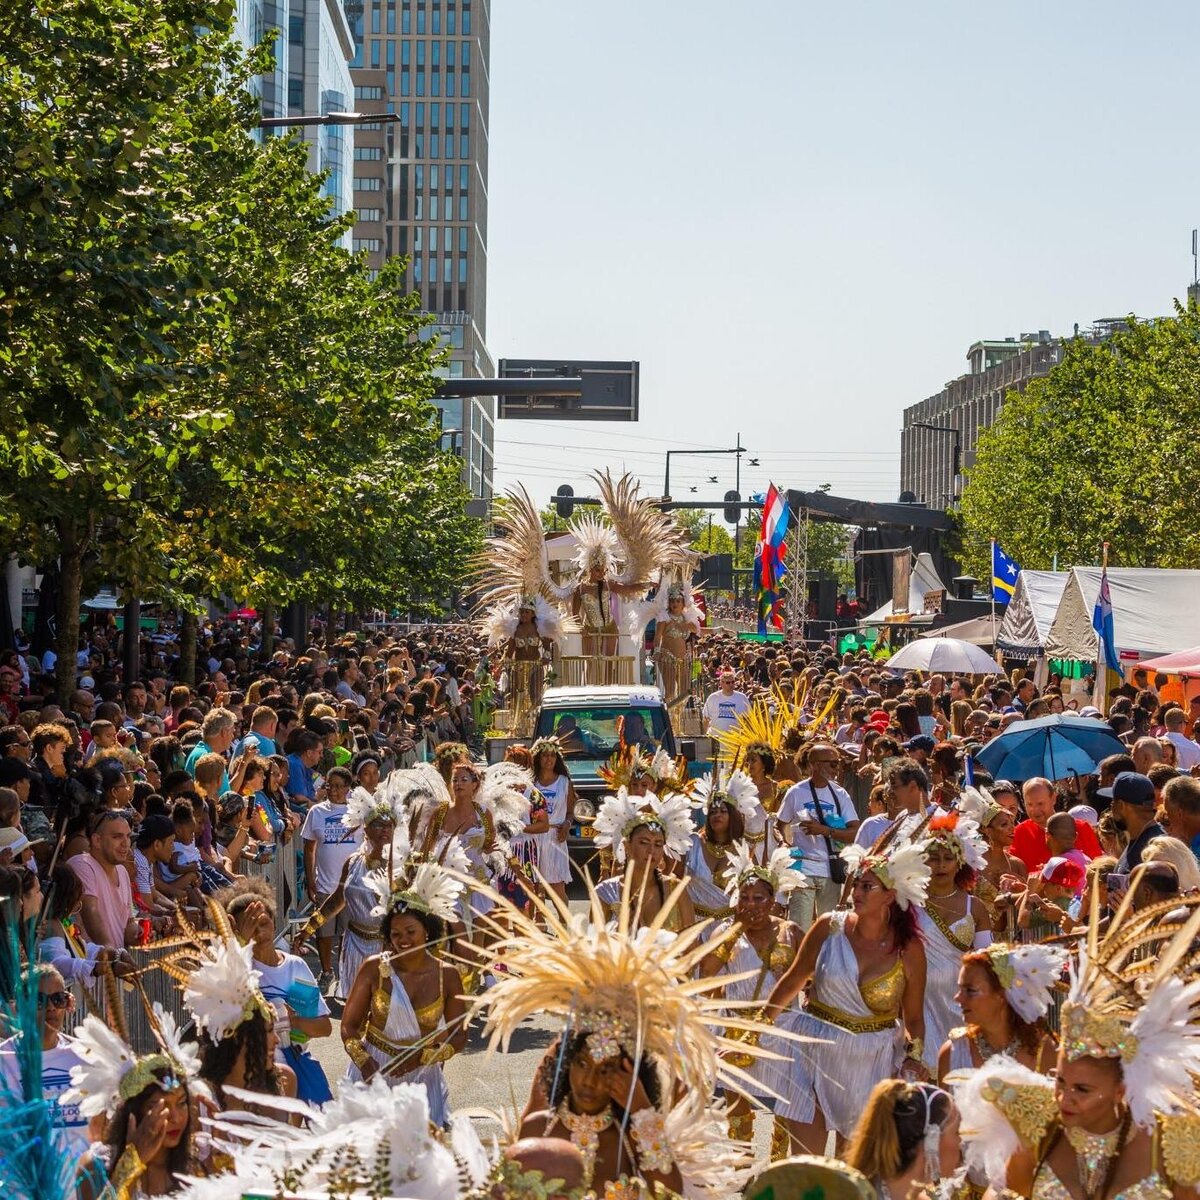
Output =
[
  {"x1": 1043, "y1": 568, "x2": 1200, "y2": 662},
  {"x1": 1137, "y1": 647, "x2": 1200, "y2": 675},
  {"x1": 860, "y1": 552, "x2": 947, "y2": 625},
  {"x1": 995, "y1": 570, "x2": 1068, "y2": 656},
  {"x1": 917, "y1": 615, "x2": 999, "y2": 646}
]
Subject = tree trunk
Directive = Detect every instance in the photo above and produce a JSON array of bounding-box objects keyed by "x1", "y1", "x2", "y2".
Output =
[
  {"x1": 180, "y1": 610, "x2": 197, "y2": 685},
  {"x1": 261, "y1": 602, "x2": 275, "y2": 659},
  {"x1": 54, "y1": 519, "x2": 84, "y2": 705}
]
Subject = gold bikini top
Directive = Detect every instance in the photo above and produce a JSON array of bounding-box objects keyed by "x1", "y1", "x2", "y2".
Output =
[
  {"x1": 859, "y1": 956, "x2": 906, "y2": 1016},
  {"x1": 371, "y1": 955, "x2": 445, "y2": 1036}
]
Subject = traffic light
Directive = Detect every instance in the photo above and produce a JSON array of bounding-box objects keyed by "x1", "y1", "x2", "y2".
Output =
[
  {"x1": 555, "y1": 484, "x2": 575, "y2": 520},
  {"x1": 723, "y1": 489, "x2": 741, "y2": 524}
]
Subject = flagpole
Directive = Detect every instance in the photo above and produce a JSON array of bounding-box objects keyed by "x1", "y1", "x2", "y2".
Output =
[
  {"x1": 990, "y1": 538, "x2": 998, "y2": 659},
  {"x1": 1092, "y1": 541, "x2": 1110, "y2": 713}
]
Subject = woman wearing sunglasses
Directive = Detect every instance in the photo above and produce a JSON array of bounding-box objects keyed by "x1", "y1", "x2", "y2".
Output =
[{"x1": 0, "y1": 964, "x2": 89, "y2": 1155}]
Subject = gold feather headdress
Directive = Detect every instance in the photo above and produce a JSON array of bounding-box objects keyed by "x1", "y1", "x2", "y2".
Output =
[
  {"x1": 1060, "y1": 876, "x2": 1200, "y2": 1129},
  {"x1": 462, "y1": 868, "x2": 796, "y2": 1098}
]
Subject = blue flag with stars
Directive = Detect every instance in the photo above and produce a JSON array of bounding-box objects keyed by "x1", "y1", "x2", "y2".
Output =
[{"x1": 992, "y1": 541, "x2": 1021, "y2": 604}]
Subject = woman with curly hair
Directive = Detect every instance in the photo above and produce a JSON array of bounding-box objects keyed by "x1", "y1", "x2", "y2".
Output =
[{"x1": 936, "y1": 943, "x2": 1062, "y2": 1084}]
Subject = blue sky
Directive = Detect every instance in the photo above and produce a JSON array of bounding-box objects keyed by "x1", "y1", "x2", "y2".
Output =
[{"x1": 486, "y1": 0, "x2": 1199, "y2": 513}]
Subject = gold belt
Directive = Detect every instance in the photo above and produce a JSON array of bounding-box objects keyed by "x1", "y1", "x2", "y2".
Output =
[
  {"x1": 348, "y1": 920, "x2": 382, "y2": 940},
  {"x1": 364, "y1": 1026, "x2": 415, "y2": 1057},
  {"x1": 805, "y1": 999, "x2": 897, "y2": 1034}
]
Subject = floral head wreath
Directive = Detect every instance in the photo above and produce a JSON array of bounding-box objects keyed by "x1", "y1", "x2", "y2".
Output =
[{"x1": 529, "y1": 735, "x2": 563, "y2": 762}]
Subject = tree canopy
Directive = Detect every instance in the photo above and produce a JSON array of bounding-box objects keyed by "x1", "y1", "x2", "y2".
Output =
[
  {"x1": 958, "y1": 303, "x2": 1200, "y2": 579},
  {"x1": 0, "y1": 0, "x2": 477, "y2": 695}
]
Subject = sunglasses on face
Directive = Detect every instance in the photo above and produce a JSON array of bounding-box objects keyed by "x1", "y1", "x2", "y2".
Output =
[{"x1": 38, "y1": 991, "x2": 70, "y2": 1009}]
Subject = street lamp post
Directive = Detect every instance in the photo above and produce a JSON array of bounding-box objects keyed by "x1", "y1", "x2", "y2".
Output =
[
  {"x1": 909, "y1": 421, "x2": 962, "y2": 506},
  {"x1": 258, "y1": 111, "x2": 402, "y2": 130}
]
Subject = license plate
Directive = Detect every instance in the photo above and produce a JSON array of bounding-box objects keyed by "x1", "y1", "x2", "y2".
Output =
[{"x1": 576, "y1": 825, "x2": 596, "y2": 839}]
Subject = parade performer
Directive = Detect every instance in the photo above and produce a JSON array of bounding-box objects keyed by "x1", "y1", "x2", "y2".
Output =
[
  {"x1": 467, "y1": 874, "x2": 767, "y2": 1199},
  {"x1": 340, "y1": 840, "x2": 469, "y2": 1126},
  {"x1": 483, "y1": 595, "x2": 562, "y2": 737},
  {"x1": 629, "y1": 578, "x2": 702, "y2": 718},
  {"x1": 953, "y1": 888, "x2": 1200, "y2": 1200},
  {"x1": 685, "y1": 767, "x2": 760, "y2": 923},
  {"x1": 958, "y1": 785, "x2": 1027, "y2": 931},
  {"x1": 937, "y1": 942, "x2": 1064, "y2": 1084},
  {"x1": 66, "y1": 999, "x2": 205, "y2": 1199},
  {"x1": 764, "y1": 832, "x2": 932, "y2": 1155},
  {"x1": 844, "y1": 1079, "x2": 963, "y2": 1200},
  {"x1": 529, "y1": 736, "x2": 577, "y2": 902},
  {"x1": 290, "y1": 775, "x2": 401, "y2": 1000},
  {"x1": 475, "y1": 472, "x2": 692, "y2": 687},
  {"x1": 916, "y1": 812, "x2": 993, "y2": 1072},
  {"x1": 593, "y1": 788, "x2": 696, "y2": 930},
  {"x1": 699, "y1": 841, "x2": 808, "y2": 1156},
  {"x1": 159, "y1": 900, "x2": 281, "y2": 1116}
]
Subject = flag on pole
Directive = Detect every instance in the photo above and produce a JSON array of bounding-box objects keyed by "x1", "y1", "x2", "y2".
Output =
[
  {"x1": 991, "y1": 541, "x2": 1021, "y2": 604},
  {"x1": 753, "y1": 483, "x2": 790, "y2": 633},
  {"x1": 1092, "y1": 565, "x2": 1119, "y2": 676}
]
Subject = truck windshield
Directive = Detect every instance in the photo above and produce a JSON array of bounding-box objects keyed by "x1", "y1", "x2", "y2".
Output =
[{"x1": 534, "y1": 706, "x2": 671, "y2": 762}]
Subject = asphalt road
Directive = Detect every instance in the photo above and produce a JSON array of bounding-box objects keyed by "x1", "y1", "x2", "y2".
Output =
[{"x1": 301, "y1": 898, "x2": 776, "y2": 1158}]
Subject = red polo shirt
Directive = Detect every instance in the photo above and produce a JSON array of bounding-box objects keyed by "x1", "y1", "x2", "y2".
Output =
[{"x1": 1010, "y1": 817, "x2": 1103, "y2": 874}]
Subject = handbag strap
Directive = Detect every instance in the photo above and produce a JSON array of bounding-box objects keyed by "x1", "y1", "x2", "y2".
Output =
[{"x1": 809, "y1": 780, "x2": 838, "y2": 862}]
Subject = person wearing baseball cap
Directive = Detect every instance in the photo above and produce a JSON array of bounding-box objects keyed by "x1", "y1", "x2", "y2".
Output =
[
  {"x1": 1098, "y1": 771, "x2": 1162, "y2": 873},
  {"x1": 902, "y1": 734, "x2": 936, "y2": 764}
]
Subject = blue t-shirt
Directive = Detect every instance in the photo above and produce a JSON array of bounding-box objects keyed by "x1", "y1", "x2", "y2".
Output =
[
  {"x1": 287, "y1": 754, "x2": 316, "y2": 805},
  {"x1": 234, "y1": 733, "x2": 278, "y2": 760},
  {"x1": 183, "y1": 739, "x2": 229, "y2": 793}
]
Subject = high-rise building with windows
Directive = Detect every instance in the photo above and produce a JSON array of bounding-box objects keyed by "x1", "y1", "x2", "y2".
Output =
[{"x1": 343, "y1": 0, "x2": 494, "y2": 498}]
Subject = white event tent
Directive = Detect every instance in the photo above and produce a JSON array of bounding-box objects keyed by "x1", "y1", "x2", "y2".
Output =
[{"x1": 995, "y1": 571, "x2": 1068, "y2": 657}]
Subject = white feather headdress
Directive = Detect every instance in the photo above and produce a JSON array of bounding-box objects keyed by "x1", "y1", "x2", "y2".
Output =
[
  {"x1": 476, "y1": 761, "x2": 533, "y2": 837},
  {"x1": 570, "y1": 513, "x2": 620, "y2": 577},
  {"x1": 957, "y1": 784, "x2": 1005, "y2": 830},
  {"x1": 840, "y1": 836, "x2": 932, "y2": 911},
  {"x1": 985, "y1": 942, "x2": 1068, "y2": 1025},
  {"x1": 724, "y1": 840, "x2": 809, "y2": 903},
  {"x1": 365, "y1": 856, "x2": 466, "y2": 925},
  {"x1": 627, "y1": 576, "x2": 704, "y2": 640},
  {"x1": 182, "y1": 937, "x2": 273, "y2": 1044},
  {"x1": 924, "y1": 811, "x2": 988, "y2": 872},
  {"x1": 693, "y1": 767, "x2": 759, "y2": 824},
  {"x1": 63, "y1": 1003, "x2": 204, "y2": 1120},
  {"x1": 482, "y1": 595, "x2": 565, "y2": 648},
  {"x1": 594, "y1": 788, "x2": 694, "y2": 862},
  {"x1": 342, "y1": 784, "x2": 397, "y2": 831}
]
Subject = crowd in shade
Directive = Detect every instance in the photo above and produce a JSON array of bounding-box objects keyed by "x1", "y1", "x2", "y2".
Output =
[{"x1": 1, "y1": 606, "x2": 1200, "y2": 1200}]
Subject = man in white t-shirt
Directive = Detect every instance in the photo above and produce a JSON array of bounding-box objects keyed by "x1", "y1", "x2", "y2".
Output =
[
  {"x1": 1163, "y1": 708, "x2": 1200, "y2": 772},
  {"x1": 776, "y1": 742, "x2": 860, "y2": 929},
  {"x1": 300, "y1": 767, "x2": 363, "y2": 991},
  {"x1": 0, "y1": 966, "x2": 89, "y2": 1155},
  {"x1": 702, "y1": 670, "x2": 751, "y2": 735}
]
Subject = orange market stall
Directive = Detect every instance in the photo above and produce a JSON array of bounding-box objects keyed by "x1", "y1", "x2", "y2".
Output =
[{"x1": 1135, "y1": 646, "x2": 1200, "y2": 708}]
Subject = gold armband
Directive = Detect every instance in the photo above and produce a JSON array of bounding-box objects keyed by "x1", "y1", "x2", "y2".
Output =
[
  {"x1": 419, "y1": 1042, "x2": 456, "y2": 1067},
  {"x1": 345, "y1": 1037, "x2": 372, "y2": 1070},
  {"x1": 302, "y1": 911, "x2": 327, "y2": 938},
  {"x1": 109, "y1": 1145, "x2": 147, "y2": 1200}
]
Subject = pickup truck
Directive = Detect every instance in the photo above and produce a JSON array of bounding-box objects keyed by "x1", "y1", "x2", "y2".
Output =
[{"x1": 486, "y1": 684, "x2": 712, "y2": 872}]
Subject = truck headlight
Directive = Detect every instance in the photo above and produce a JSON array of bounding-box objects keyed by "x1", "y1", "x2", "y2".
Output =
[{"x1": 574, "y1": 799, "x2": 596, "y2": 820}]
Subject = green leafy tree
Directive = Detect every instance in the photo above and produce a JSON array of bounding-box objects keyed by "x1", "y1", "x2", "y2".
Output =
[{"x1": 958, "y1": 304, "x2": 1200, "y2": 578}]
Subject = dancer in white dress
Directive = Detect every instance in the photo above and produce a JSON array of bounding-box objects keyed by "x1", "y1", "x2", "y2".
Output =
[
  {"x1": 764, "y1": 833, "x2": 933, "y2": 1155},
  {"x1": 291, "y1": 780, "x2": 399, "y2": 1000},
  {"x1": 700, "y1": 841, "x2": 808, "y2": 1158},
  {"x1": 529, "y1": 736, "x2": 576, "y2": 901},
  {"x1": 340, "y1": 845, "x2": 469, "y2": 1127},
  {"x1": 915, "y1": 812, "x2": 992, "y2": 1072},
  {"x1": 686, "y1": 767, "x2": 760, "y2": 925}
]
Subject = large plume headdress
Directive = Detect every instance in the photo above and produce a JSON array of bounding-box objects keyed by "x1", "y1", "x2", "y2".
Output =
[
  {"x1": 461, "y1": 868, "x2": 799, "y2": 1099},
  {"x1": 924, "y1": 810, "x2": 988, "y2": 872},
  {"x1": 839, "y1": 819, "x2": 933, "y2": 911},
  {"x1": 983, "y1": 942, "x2": 1069, "y2": 1025},
  {"x1": 1059, "y1": 882, "x2": 1200, "y2": 1129}
]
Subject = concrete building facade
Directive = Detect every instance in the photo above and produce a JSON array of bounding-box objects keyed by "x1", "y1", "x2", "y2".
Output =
[
  {"x1": 346, "y1": 0, "x2": 494, "y2": 498},
  {"x1": 900, "y1": 322, "x2": 1127, "y2": 508}
]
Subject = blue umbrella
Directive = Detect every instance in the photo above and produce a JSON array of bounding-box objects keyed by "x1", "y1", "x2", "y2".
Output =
[{"x1": 975, "y1": 713, "x2": 1125, "y2": 783}]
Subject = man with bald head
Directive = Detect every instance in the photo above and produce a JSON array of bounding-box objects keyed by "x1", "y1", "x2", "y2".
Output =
[
  {"x1": 1010, "y1": 775, "x2": 1102, "y2": 874},
  {"x1": 1132, "y1": 736, "x2": 1165, "y2": 776}
]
